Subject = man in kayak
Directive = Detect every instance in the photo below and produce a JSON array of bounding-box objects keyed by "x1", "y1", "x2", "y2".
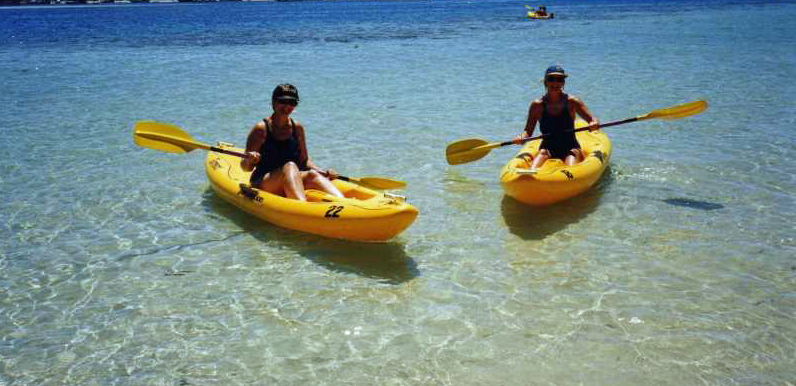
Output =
[
  {"x1": 241, "y1": 84, "x2": 344, "y2": 201},
  {"x1": 536, "y1": 6, "x2": 548, "y2": 17},
  {"x1": 513, "y1": 65, "x2": 600, "y2": 169}
]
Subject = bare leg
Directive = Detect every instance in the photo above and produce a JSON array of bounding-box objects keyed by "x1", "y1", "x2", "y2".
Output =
[
  {"x1": 565, "y1": 149, "x2": 585, "y2": 166},
  {"x1": 281, "y1": 162, "x2": 307, "y2": 200},
  {"x1": 256, "y1": 162, "x2": 307, "y2": 200},
  {"x1": 302, "y1": 170, "x2": 344, "y2": 198},
  {"x1": 530, "y1": 149, "x2": 551, "y2": 169}
]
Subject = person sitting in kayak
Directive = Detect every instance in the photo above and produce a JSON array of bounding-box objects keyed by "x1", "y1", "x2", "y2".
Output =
[
  {"x1": 512, "y1": 65, "x2": 600, "y2": 169},
  {"x1": 241, "y1": 84, "x2": 343, "y2": 201},
  {"x1": 536, "y1": 6, "x2": 548, "y2": 16}
]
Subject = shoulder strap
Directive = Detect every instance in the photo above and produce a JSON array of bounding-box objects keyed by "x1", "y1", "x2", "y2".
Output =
[
  {"x1": 290, "y1": 118, "x2": 299, "y2": 140},
  {"x1": 540, "y1": 96, "x2": 548, "y2": 117},
  {"x1": 263, "y1": 118, "x2": 271, "y2": 133},
  {"x1": 563, "y1": 94, "x2": 574, "y2": 118}
]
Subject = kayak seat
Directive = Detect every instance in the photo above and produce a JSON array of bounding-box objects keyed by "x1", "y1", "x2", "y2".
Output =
[
  {"x1": 515, "y1": 151, "x2": 534, "y2": 166},
  {"x1": 306, "y1": 189, "x2": 342, "y2": 203},
  {"x1": 342, "y1": 189, "x2": 377, "y2": 201}
]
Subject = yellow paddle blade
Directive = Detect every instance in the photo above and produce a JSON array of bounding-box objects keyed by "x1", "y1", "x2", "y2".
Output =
[
  {"x1": 339, "y1": 175, "x2": 406, "y2": 190},
  {"x1": 356, "y1": 177, "x2": 407, "y2": 190},
  {"x1": 446, "y1": 138, "x2": 488, "y2": 155},
  {"x1": 133, "y1": 121, "x2": 209, "y2": 153},
  {"x1": 445, "y1": 138, "x2": 501, "y2": 165},
  {"x1": 641, "y1": 100, "x2": 708, "y2": 121},
  {"x1": 446, "y1": 145, "x2": 501, "y2": 165}
]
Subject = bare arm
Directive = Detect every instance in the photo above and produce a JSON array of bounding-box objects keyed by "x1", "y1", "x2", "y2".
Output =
[
  {"x1": 513, "y1": 99, "x2": 543, "y2": 144},
  {"x1": 525, "y1": 100, "x2": 544, "y2": 136},
  {"x1": 570, "y1": 96, "x2": 600, "y2": 130},
  {"x1": 294, "y1": 121, "x2": 313, "y2": 170},
  {"x1": 241, "y1": 121, "x2": 266, "y2": 171},
  {"x1": 296, "y1": 121, "x2": 337, "y2": 179}
]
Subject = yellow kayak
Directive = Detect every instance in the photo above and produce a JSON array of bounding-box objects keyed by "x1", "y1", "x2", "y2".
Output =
[
  {"x1": 500, "y1": 120, "x2": 611, "y2": 206},
  {"x1": 527, "y1": 11, "x2": 554, "y2": 19},
  {"x1": 205, "y1": 143, "x2": 418, "y2": 242}
]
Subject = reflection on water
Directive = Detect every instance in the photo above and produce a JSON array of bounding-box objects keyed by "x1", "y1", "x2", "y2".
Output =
[
  {"x1": 201, "y1": 188, "x2": 419, "y2": 284},
  {"x1": 287, "y1": 241, "x2": 419, "y2": 285},
  {"x1": 501, "y1": 167, "x2": 613, "y2": 240},
  {"x1": 441, "y1": 168, "x2": 496, "y2": 213},
  {"x1": 441, "y1": 168, "x2": 491, "y2": 194},
  {"x1": 501, "y1": 194, "x2": 600, "y2": 240}
]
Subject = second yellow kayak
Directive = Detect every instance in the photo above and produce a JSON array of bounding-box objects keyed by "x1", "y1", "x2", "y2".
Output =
[
  {"x1": 527, "y1": 11, "x2": 554, "y2": 19},
  {"x1": 205, "y1": 143, "x2": 418, "y2": 242},
  {"x1": 500, "y1": 120, "x2": 611, "y2": 206}
]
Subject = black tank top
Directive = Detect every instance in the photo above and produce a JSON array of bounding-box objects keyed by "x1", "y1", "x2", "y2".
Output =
[
  {"x1": 539, "y1": 94, "x2": 580, "y2": 158},
  {"x1": 250, "y1": 118, "x2": 307, "y2": 183}
]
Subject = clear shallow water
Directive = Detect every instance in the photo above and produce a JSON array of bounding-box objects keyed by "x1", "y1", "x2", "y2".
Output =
[{"x1": 2, "y1": 0, "x2": 795, "y2": 384}]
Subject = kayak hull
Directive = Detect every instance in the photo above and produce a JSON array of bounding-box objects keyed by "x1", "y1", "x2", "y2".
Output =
[
  {"x1": 500, "y1": 120, "x2": 611, "y2": 206},
  {"x1": 205, "y1": 144, "x2": 418, "y2": 242},
  {"x1": 527, "y1": 11, "x2": 553, "y2": 19}
]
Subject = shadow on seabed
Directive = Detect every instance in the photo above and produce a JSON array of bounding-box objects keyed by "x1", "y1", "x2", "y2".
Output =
[
  {"x1": 201, "y1": 187, "x2": 419, "y2": 285},
  {"x1": 500, "y1": 166, "x2": 613, "y2": 240},
  {"x1": 663, "y1": 197, "x2": 724, "y2": 211}
]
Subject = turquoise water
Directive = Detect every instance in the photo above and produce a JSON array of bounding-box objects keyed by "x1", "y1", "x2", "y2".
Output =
[{"x1": 2, "y1": 0, "x2": 795, "y2": 384}]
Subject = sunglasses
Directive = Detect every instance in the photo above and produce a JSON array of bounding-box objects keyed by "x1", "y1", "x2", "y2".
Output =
[
  {"x1": 546, "y1": 76, "x2": 566, "y2": 83},
  {"x1": 276, "y1": 99, "x2": 298, "y2": 106}
]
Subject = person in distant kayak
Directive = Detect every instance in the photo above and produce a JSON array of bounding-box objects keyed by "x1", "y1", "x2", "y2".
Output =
[
  {"x1": 512, "y1": 65, "x2": 600, "y2": 168},
  {"x1": 536, "y1": 6, "x2": 547, "y2": 16},
  {"x1": 241, "y1": 84, "x2": 343, "y2": 201}
]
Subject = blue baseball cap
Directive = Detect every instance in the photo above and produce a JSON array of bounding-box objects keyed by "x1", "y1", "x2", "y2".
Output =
[{"x1": 544, "y1": 65, "x2": 568, "y2": 77}]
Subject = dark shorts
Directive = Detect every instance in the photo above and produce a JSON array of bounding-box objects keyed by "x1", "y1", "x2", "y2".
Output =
[{"x1": 540, "y1": 137, "x2": 580, "y2": 159}]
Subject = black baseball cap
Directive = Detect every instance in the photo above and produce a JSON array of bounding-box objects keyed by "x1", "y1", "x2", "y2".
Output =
[{"x1": 272, "y1": 84, "x2": 299, "y2": 104}]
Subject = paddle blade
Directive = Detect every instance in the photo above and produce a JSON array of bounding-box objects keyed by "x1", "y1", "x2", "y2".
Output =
[
  {"x1": 642, "y1": 100, "x2": 708, "y2": 121},
  {"x1": 357, "y1": 177, "x2": 407, "y2": 190},
  {"x1": 446, "y1": 138, "x2": 488, "y2": 154},
  {"x1": 133, "y1": 121, "x2": 208, "y2": 153},
  {"x1": 445, "y1": 138, "x2": 494, "y2": 165}
]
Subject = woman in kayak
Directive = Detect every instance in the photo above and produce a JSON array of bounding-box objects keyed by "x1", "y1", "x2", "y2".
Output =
[
  {"x1": 513, "y1": 65, "x2": 600, "y2": 169},
  {"x1": 241, "y1": 84, "x2": 343, "y2": 201}
]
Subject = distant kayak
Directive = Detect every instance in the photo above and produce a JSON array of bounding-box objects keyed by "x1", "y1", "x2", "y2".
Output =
[
  {"x1": 205, "y1": 143, "x2": 418, "y2": 242},
  {"x1": 527, "y1": 11, "x2": 554, "y2": 19},
  {"x1": 500, "y1": 119, "x2": 611, "y2": 206}
]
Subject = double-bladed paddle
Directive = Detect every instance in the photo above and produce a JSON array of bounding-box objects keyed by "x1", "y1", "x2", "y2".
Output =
[
  {"x1": 445, "y1": 100, "x2": 707, "y2": 165},
  {"x1": 133, "y1": 121, "x2": 406, "y2": 190}
]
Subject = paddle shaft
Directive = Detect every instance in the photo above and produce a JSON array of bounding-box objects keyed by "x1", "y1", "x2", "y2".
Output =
[
  {"x1": 446, "y1": 100, "x2": 705, "y2": 165},
  {"x1": 207, "y1": 146, "x2": 358, "y2": 183},
  {"x1": 134, "y1": 121, "x2": 406, "y2": 189},
  {"x1": 207, "y1": 146, "x2": 329, "y2": 174},
  {"x1": 209, "y1": 146, "x2": 246, "y2": 158},
  {"x1": 135, "y1": 130, "x2": 247, "y2": 158},
  {"x1": 510, "y1": 116, "x2": 640, "y2": 147},
  {"x1": 336, "y1": 176, "x2": 359, "y2": 183},
  {"x1": 599, "y1": 116, "x2": 639, "y2": 129}
]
